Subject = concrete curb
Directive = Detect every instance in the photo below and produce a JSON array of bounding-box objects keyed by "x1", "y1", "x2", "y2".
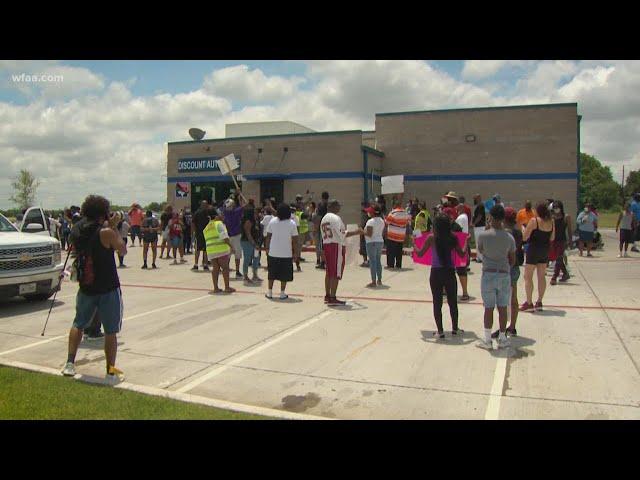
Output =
[{"x1": 0, "y1": 358, "x2": 331, "y2": 421}]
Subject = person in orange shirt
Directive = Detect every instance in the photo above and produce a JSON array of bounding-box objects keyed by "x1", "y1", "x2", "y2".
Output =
[
  {"x1": 385, "y1": 198, "x2": 411, "y2": 269},
  {"x1": 516, "y1": 200, "x2": 535, "y2": 230},
  {"x1": 128, "y1": 203, "x2": 144, "y2": 246}
]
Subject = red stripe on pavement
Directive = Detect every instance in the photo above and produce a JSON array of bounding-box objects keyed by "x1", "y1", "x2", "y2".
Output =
[{"x1": 119, "y1": 283, "x2": 640, "y2": 312}]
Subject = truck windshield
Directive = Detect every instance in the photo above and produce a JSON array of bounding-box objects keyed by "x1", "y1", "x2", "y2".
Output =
[{"x1": 0, "y1": 215, "x2": 18, "y2": 232}]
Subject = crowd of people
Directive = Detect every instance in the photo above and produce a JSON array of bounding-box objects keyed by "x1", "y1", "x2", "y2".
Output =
[{"x1": 57, "y1": 190, "x2": 640, "y2": 382}]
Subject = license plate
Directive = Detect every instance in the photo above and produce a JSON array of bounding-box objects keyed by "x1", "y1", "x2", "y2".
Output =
[{"x1": 19, "y1": 283, "x2": 37, "y2": 295}]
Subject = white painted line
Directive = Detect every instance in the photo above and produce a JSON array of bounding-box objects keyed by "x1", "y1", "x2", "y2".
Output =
[
  {"x1": 123, "y1": 294, "x2": 212, "y2": 321},
  {"x1": 0, "y1": 358, "x2": 329, "y2": 420},
  {"x1": 484, "y1": 356, "x2": 507, "y2": 420},
  {"x1": 0, "y1": 334, "x2": 67, "y2": 356},
  {"x1": 0, "y1": 294, "x2": 211, "y2": 357},
  {"x1": 177, "y1": 310, "x2": 334, "y2": 393}
]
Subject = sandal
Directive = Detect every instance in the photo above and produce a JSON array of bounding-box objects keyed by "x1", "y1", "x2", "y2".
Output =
[
  {"x1": 460, "y1": 295, "x2": 470, "y2": 301},
  {"x1": 224, "y1": 288, "x2": 236, "y2": 294},
  {"x1": 213, "y1": 288, "x2": 223, "y2": 294}
]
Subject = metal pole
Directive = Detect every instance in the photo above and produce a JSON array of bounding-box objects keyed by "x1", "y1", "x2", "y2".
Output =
[{"x1": 41, "y1": 246, "x2": 72, "y2": 336}]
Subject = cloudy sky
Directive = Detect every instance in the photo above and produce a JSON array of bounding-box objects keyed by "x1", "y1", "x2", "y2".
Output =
[{"x1": 1, "y1": 60, "x2": 638, "y2": 209}]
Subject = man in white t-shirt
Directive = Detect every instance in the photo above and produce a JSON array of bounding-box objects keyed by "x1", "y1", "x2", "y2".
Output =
[
  {"x1": 321, "y1": 199, "x2": 362, "y2": 306},
  {"x1": 264, "y1": 203, "x2": 300, "y2": 300}
]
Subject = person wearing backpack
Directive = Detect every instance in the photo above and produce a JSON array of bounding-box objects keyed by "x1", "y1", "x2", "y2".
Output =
[{"x1": 61, "y1": 195, "x2": 127, "y2": 384}]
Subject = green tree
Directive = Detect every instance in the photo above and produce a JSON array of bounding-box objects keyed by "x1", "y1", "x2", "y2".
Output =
[
  {"x1": 624, "y1": 170, "x2": 640, "y2": 198},
  {"x1": 144, "y1": 201, "x2": 166, "y2": 212},
  {"x1": 9, "y1": 169, "x2": 40, "y2": 210},
  {"x1": 579, "y1": 153, "x2": 621, "y2": 210}
]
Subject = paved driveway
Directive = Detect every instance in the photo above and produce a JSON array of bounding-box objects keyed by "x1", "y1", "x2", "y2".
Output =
[{"x1": 1, "y1": 229, "x2": 639, "y2": 419}]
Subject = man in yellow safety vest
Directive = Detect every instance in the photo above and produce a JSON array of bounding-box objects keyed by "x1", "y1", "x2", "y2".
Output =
[{"x1": 203, "y1": 208, "x2": 235, "y2": 294}]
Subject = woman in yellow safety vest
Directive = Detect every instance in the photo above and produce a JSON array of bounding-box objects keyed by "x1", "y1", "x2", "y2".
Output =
[
  {"x1": 414, "y1": 202, "x2": 430, "y2": 233},
  {"x1": 203, "y1": 208, "x2": 235, "y2": 294}
]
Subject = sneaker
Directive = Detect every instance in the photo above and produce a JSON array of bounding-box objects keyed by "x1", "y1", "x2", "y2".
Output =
[
  {"x1": 279, "y1": 293, "x2": 289, "y2": 300},
  {"x1": 506, "y1": 328, "x2": 517, "y2": 337},
  {"x1": 84, "y1": 332, "x2": 104, "y2": 341},
  {"x1": 497, "y1": 336, "x2": 511, "y2": 349},
  {"x1": 534, "y1": 301, "x2": 543, "y2": 311},
  {"x1": 476, "y1": 339, "x2": 493, "y2": 350},
  {"x1": 631, "y1": 246, "x2": 639, "y2": 253},
  {"x1": 433, "y1": 332, "x2": 445, "y2": 340},
  {"x1": 491, "y1": 330, "x2": 500, "y2": 339},
  {"x1": 324, "y1": 295, "x2": 330, "y2": 304},
  {"x1": 550, "y1": 277, "x2": 557, "y2": 285},
  {"x1": 328, "y1": 297, "x2": 347, "y2": 306},
  {"x1": 452, "y1": 328, "x2": 464, "y2": 336},
  {"x1": 191, "y1": 265, "x2": 198, "y2": 271},
  {"x1": 377, "y1": 280, "x2": 383, "y2": 286},
  {"x1": 244, "y1": 279, "x2": 254, "y2": 286},
  {"x1": 559, "y1": 275, "x2": 570, "y2": 282},
  {"x1": 105, "y1": 366, "x2": 125, "y2": 385},
  {"x1": 520, "y1": 302, "x2": 534, "y2": 312},
  {"x1": 236, "y1": 272, "x2": 243, "y2": 278},
  {"x1": 61, "y1": 362, "x2": 76, "y2": 377},
  {"x1": 141, "y1": 264, "x2": 148, "y2": 269},
  {"x1": 586, "y1": 253, "x2": 593, "y2": 257},
  {"x1": 315, "y1": 263, "x2": 325, "y2": 269},
  {"x1": 617, "y1": 254, "x2": 622, "y2": 258},
  {"x1": 265, "y1": 292, "x2": 273, "y2": 300},
  {"x1": 299, "y1": 257, "x2": 306, "y2": 262},
  {"x1": 202, "y1": 265, "x2": 209, "y2": 271},
  {"x1": 252, "y1": 276, "x2": 263, "y2": 282}
]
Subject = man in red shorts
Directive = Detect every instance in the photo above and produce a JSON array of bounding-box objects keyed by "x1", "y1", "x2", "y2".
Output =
[{"x1": 320, "y1": 199, "x2": 362, "y2": 306}]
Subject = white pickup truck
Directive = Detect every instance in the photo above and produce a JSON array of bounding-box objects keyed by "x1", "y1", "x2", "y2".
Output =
[{"x1": 0, "y1": 207, "x2": 64, "y2": 301}]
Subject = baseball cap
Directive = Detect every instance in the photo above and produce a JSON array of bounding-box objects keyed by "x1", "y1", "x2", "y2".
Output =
[
  {"x1": 504, "y1": 206, "x2": 516, "y2": 223},
  {"x1": 364, "y1": 206, "x2": 376, "y2": 216}
]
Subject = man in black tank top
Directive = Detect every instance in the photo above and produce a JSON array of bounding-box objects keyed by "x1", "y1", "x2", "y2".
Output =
[{"x1": 62, "y1": 195, "x2": 128, "y2": 384}]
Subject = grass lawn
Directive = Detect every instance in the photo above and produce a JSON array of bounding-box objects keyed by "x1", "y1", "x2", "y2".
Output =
[
  {"x1": 0, "y1": 366, "x2": 269, "y2": 420},
  {"x1": 596, "y1": 212, "x2": 620, "y2": 229}
]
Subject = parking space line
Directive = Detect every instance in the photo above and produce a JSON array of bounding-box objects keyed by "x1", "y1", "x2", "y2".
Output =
[
  {"x1": 484, "y1": 357, "x2": 507, "y2": 420},
  {"x1": 0, "y1": 294, "x2": 212, "y2": 357},
  {"x1": 176, "y1": 310, "x2": 334, "y2": 393}
]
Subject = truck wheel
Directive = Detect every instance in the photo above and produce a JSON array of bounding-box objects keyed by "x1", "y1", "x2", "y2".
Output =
[{"x1": 23, "y1": 292, "x2": 54, "y2": 301}]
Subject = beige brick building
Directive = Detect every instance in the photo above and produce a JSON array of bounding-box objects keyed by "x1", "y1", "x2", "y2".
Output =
[{"x1": 167, "y1": 103, "x2": 580, "y2": 224}]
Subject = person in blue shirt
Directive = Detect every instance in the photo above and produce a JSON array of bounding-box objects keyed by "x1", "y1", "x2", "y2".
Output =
[
  {"x1": 631, "y1": 193, "x2": 640, "y2": 252},
  {"x1": 576, "y1": 203, "x2": 598, "y2": 257}
]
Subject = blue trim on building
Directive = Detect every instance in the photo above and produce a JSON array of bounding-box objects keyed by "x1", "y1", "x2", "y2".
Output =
[
  {"x1": 168, "y1": 171, "x2": 578, "y2": 184},
  {"x1": 403, "y1": 173, "x2": 578, "y2": 182}
]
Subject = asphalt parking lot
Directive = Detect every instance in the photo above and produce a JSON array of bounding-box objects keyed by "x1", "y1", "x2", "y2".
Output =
[{"x1": 1, "y1": 229, "x2": 639, "y2": 419}]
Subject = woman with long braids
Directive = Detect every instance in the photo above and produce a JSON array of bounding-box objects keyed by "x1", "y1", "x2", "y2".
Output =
[{"x1": 413, "y1": 214, "x2": 467, "y2": 339}]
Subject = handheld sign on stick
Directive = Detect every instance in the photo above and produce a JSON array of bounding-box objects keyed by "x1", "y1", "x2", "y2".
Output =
[{"x1": 219, "y1": 153, "x2": 242, "y2": 191}]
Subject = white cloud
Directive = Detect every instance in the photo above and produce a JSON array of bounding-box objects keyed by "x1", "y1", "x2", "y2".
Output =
[
  {"x1": 461, "y1": 60, "x2": 508, "y2": 79},
  {"x1": 3, "y1": 59, "x2": 640, "y2": 209},
  {"x1": 202, "y1": 65, "x2": 305, "y2": 103}
]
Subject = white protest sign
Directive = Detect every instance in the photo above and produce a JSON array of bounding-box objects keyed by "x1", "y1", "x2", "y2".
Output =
[
  {"x1": 381, "y1": 175, "x2": 404, "y2": 194},
  {"x1": 219, "y1": 153, "x2": 239, "y2": 175},
  {"x1": 344, "y1": 224, "x2": 361, "y2": 266}
]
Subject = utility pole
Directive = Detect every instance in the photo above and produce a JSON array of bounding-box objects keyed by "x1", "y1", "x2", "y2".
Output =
[{"x1": 622, "y1": 164, "x2": 625, "y2": 203}]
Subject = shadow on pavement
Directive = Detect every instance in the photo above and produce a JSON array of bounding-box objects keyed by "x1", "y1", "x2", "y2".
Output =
[
  {"x1": 0, "y1": 299, "x2": 67, "y2": 319},
  {"x1": 420, "y1": 329, "x2": 479, "y2": 345}
]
